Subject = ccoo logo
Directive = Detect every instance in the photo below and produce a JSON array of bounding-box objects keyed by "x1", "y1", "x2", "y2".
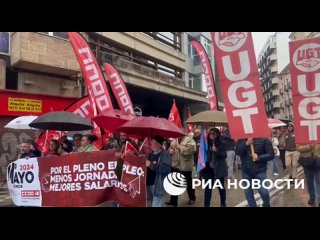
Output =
[
  {"x1": 163, "y1": 172, "x2": 187, "y2": 196},
  {"x1": 214, "y1": 32, "x2": 247, "y2": 52}
]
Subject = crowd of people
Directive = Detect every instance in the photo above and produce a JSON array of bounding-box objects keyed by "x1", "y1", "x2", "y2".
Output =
[{"x1": 16, "y1": 122, "x2": 320, "y2": 207}]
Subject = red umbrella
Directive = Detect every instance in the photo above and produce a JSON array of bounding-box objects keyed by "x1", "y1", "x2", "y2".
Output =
[
  {"x1": 267, "y1": 118, "x2": 287, "y2": 128},
  {"x1": 93, "y1": 109, "x2": 136, "y2": 132},
  {"x1": 117, "y1": 116, "x2": 185, "y2": 138}
]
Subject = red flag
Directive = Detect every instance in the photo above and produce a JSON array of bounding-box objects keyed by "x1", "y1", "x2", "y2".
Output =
[
  {"x1": 211, "y1": 32, "x2": 269, "y2": 139},
  {"x1": 67, "y1": 32, "x2": 114, "y2": 115},
  {"x1": 289, "y1": 37, "x2": 320, "y2": 143},
  {"x1": 186, "y1": 108, "x2": 195, "y2": 134},
  {"x1": 124, "y1": 141, "x2": 139, "y2": 156},
  {"x1": 168, "y1": 100, "x2": 182, "y2": 129},
  {"x1": 104, "y1": 63, "x2": 134, "y2": 115},
  {"x1": 191, "y1": 40, "x2": 218, "y2": 110},
  {"x1": 36, "y1": 108, "x2": 61, "y2": 153}
]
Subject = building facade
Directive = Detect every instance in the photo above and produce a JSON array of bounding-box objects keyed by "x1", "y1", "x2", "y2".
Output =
[
  {"x1": 258, "y1": 32, "x2": 290, "y2": 119},
  {"x1": 0, "y1": 32, "x2": 211, "y2": 179}
]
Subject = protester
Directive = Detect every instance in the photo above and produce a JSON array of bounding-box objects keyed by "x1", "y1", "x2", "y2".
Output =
[
  {"x1": 166, "y1": 134, "x2": 196, "y2": 207},
  {"x1": 201, "y1": 128, "x2": 227, "y2": 207},
  {"x1": 285, "y1": 123, "x2": 300, "y2": 180},
  {"x1": 146, "y1": 135, "x2": 171, "y2": 207},
  {"x1": 276, "y1": 126, "x2": 287, "y2": 170},
  {"x1": 79, "y1": 134, "x2": 99, "y2": 152},
  {"x1": 297, "y1": 144, "x2": 320, "y2": 207},
  {"x1": 221, "y1": 126, "x2": 235, "y2": 179},
  {"x1": 18, "y1": 142, "x2": 36, "y2": 159},
  {"x1": 72, "y1": 134, "x2": 83, "y2": 152},
  {"x1": 270, "y1": 129, "x2": 280, "y2": 176},
  {"x1": 42, "y1": 139, "x2": 60, "y2": 157},
  {"x1": 236, "y1": 137, "x2": 274, "y2": 207},
  {"x1": 27, "y1": 140, "x2": 42, "y2": 157}
]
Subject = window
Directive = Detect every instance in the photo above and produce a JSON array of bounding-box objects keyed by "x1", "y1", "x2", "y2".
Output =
[
  {"x1": 6, "y1": 67, "x2": 18, "y2": 90},
  {"x1": 142, "y1": 32, "x2": 181, "y2": 51},
  {"x1": 39, "y1": 32, "x2": 68, "y2": 40},
  {"x1": 188, "y1": 73, "x2": 202, "y2": 91},
  {"x1": 0, "y1": 32, "x2": 10, "y2": 55}
]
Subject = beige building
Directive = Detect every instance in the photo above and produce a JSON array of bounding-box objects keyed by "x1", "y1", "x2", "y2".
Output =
[
  {"x1": 0, "y1": 32, "x2": 210, "y2": 178},
  {"x1": 268, "y1": 32, "x2": 320, "y2": 121},
  {"x1": 1, "y1": 32, "x2": 209, "y2": 116},
  {"x1": 258, "y1": 32, "x2": 291, "y2": 119}
]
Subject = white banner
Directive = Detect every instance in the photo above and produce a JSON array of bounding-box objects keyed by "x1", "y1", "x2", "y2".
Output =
[{"x1": 7, "y1": 158, "x2": 41, "y2": 207}]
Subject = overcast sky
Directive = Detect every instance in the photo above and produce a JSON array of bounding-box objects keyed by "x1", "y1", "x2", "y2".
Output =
[{"x1": 252, "y1": 32, "x2": 275, "y2": 58}]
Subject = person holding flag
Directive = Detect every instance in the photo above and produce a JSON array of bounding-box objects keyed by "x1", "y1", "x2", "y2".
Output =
[{"x1": 146, "y1": 135, "x2": 171, "y2": 207}]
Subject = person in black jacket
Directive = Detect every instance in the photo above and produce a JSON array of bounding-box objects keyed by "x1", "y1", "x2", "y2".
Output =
[
  {"x1": 236, "y1": 138, "x2": 274, "y2": 207},
  {"x1": 201, "y1": 128, "x2": 227, "y2": 207}
]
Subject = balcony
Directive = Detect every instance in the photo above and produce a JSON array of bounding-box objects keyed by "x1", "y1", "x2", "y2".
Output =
[
  {"x1": 269, "y1": 53, "x2": 277, "y2": 62},
  {"x1": 272, "y1": 89, "x2": 280, "y2": 96},
  {"x1": 271, "y1": 66, "x2": 278, "y2": 73},
  {"x1": 271, "y1": 78, "x2": 279, "y2": 85},
  {"x1": 10, "y1": 32, "x2": 80, "y2": 76},
  {"x1": 273, "y1": 102, "x2": 280, "y2": 108},
  {"x1": 111, "y1": 56, "x2": 185, "y2": 88}
]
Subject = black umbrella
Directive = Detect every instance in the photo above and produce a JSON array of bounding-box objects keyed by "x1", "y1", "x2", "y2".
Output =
[{"x1": 29, "y1": 111, "x2": 93, "y2": 131}]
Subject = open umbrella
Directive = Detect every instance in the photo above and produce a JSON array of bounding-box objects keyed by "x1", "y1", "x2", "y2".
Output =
[
  {"x1": 117, "y1": 116, "x2": 185, "y2": 138},
  {"x1": 185, "y1": 110, "x2": 228, "y2": 127},
  {"x1": 29, "y1": 111, "x2": 93, "y2": 131},
  {"x1": 268, "y1": 119, "x2": 286, "y2": 128},
  {"x1": 4, "y1": 116, "x2": 38, "y2": 130},
  {"x1": 93, "y1": 109, "x2": 136, "y2": 132}
]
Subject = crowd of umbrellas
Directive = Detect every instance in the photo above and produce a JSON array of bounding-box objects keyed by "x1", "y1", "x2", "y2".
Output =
[{"x1": 4, "y1": 109, "x2": 288, "y2": 137}]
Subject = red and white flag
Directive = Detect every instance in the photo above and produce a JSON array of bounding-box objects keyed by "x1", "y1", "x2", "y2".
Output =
[
  {"x1": 168, "y1": 100, "x2": 182, "y2": 129},
  {"x1": 289, "y1": 37, "x2": 320, "y2": 143},
  {"x1": 191, "y1": 40, "x2": 218, "y2": 110},
  {"x1": 67, "y1": 32, "x2": 115, "y2": 148},
  {"x1": 211, "y1": 32, "x2": 269, "y2": 139},
  {"x1": 121, "y1": 141, "x2": 139, "y2": 159},
  {"x1": 104, "y1": 63, "x2": 134, "y2": 115},
  {"x1": 67, "y1": 32, "x2": 114, "y2": 115}
]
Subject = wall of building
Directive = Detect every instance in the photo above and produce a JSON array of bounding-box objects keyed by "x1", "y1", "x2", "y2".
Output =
[
  {"x1": 18, "y1": 72, "x2": 80, "y2": 98},
  {"x1": 0, "y1": 59, "x2": 5, "y2": 89},
  {"x1": 10, "y1": 32, "x2": 80, "y2": 76}
]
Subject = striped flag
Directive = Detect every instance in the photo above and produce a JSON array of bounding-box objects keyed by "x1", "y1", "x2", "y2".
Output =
[{"x1": 197, "y1": 129, "x2": 208, "y2": 172}]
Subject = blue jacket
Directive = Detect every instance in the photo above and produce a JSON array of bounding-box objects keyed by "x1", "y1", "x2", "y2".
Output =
[
  {"x1": 236, "y1": 138, "x2": 274, "y2": 175},
  {"x1": 148, "y1": 150, "x2": 171, "y2": 196}
]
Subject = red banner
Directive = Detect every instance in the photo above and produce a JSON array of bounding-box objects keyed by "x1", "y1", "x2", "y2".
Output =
[
  {"x1": 7, "y1": 150, "x2": 146, "y2": 207},
  {"x1": 211, "y1": 32, "x2": 269, "y2": 139},
  {"x1": 289, "y1": 37, "x2": 320, "y2": 143},
  {"x1": 66, "y1": 95, "x2": 103, "y2": 149},
  {"x1": 67, "y1": 32, "x2": 114, "y2": 115},
  {"x1": 168, "y1": 100, "x2": 182, "y2": 129},
  {"x1": 104, "y1": 63, "x2": 134, "y2": 115},
  {"x1": 191, "y1": 41, "x2": 217, "y2": 110}
]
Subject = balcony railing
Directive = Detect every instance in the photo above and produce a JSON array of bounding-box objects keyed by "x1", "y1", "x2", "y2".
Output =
[{"x1": 110, "y1": 56, "x2": 185, "y2": 87}]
